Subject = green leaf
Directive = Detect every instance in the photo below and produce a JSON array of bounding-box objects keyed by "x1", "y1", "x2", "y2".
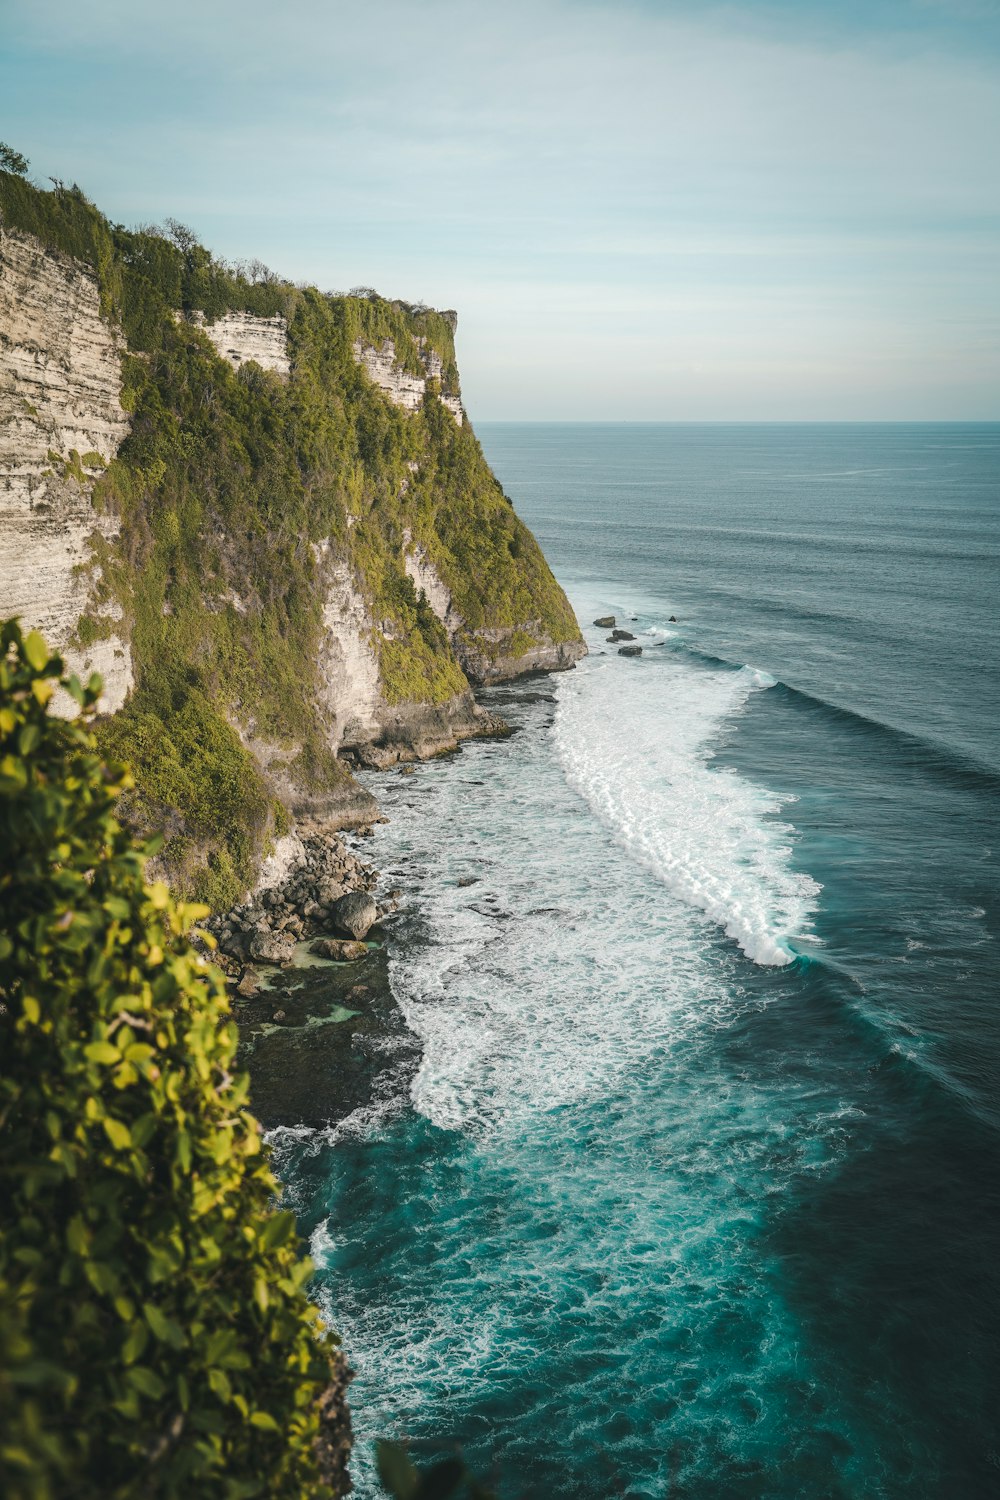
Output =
[
  {"x1": 176, "y1": 1130, "x2": 191, "y2": 1173},
  {"x1": 121, "y1": 1322, "x2": 148, "y2": 1366},
  {"x1": 377, "y1": 1441, "x2": 420, "y2": 1500},
  {"x1": 103, "y1": 1116, "x2": 131, "y2": 1151},
  {"x1": 18, "y1": 722, "x2": 40, "y2": 755},
  {"x1": 128, "y1": 1365, "x2": 166, "y2": 1399},
  {"x1": 66, "y1": 1215, "x2": 88, "y2": 1255},
  {"x1": 248, "y1": 1410, "x2": 280, "y2": 1433},
  {"x1": 143, "y1": 1301, "x2": 185, "y2": 1348},
  {"x1": 84, "y1": 1040, "x2": 121, "y2": 1065},
  {"x1": 258, "y1": 1210, "x2": 295, "y2": 1251},
  {"x1": 23, "y1": 630, "x2": 49, "y2": 672}
]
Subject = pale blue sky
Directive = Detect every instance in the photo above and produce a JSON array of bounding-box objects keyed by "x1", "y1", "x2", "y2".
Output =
[{"x1": 2, "y1": 0, "x2": 999, "y2": 419}]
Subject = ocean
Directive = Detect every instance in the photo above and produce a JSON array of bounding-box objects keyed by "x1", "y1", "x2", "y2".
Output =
[{"x1": 271, "y1": 423, "x2": 1000, "y2": 1497}]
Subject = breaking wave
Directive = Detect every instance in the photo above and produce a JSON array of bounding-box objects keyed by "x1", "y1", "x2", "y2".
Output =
[{"x1": 554, "y1": 651, "x2": 819, "y2": 966}]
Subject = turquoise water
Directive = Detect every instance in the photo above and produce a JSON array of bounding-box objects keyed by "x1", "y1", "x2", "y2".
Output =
[{"x1": 273, "y1": 424, "x2": 1000, "y2": 1497}]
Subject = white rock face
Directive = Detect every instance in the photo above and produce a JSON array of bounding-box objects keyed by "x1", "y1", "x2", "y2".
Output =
[
  {"x1": 403, "y1": 539, "x2": 461, "y2": 632},
  {"x1": 352, "y1": 336, "x2": 463, "y2": 423},
  {"x1": 0, "y1": 226, "x2": 133, "y2": 712},
  {"x1": 186, "y1": 310, "x2": 289, "y2": 376},
  {"x1": 253, "y1": 831, "x2": 307, "y2": 894},
  {"x1": 314, "y1": 545, "x2": 385, "y2": 749}
]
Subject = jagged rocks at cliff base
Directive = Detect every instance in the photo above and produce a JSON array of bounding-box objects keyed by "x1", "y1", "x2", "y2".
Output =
[
  {"x1": 248, "y1": 928, "x2": 297, "y2": 965},
  {"x1": 331, "y1": 892, "x2": 378, "y2": 941},
  {"x1": 206, "y1": 827, "x2": 387, "y2": 967},
  {"x1": 311, "y1": 938, "x2": 369, "y2": 962}
]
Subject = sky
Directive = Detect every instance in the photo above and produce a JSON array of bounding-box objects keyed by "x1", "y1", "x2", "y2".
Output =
[{"x1": 2, "y1": 0, "x2": 999, "y2": 420}]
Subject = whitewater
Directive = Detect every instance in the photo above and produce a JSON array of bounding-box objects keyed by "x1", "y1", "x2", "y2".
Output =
[{"x1": 272, "y1": 423, "x2": 1000, "y2": 1499}]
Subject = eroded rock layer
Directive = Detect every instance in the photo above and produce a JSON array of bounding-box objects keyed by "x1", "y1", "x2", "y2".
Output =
[{"x1": 0, "y1": 227, "x2": 132, "y2": 709}]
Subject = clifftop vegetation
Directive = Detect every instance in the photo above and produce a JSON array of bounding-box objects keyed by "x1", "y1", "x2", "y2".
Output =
[{"x1": 0, "y1": 166, "x2": 581, "y2": 908}]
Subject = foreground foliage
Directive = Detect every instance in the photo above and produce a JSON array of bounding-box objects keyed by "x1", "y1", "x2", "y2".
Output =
[{"x1": 0, "y1": 623, "x2": 350, "y2": 1499}]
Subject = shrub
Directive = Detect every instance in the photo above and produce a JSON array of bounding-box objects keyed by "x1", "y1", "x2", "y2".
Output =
[{"x1": 0, "y1": 622, "x2": 351, "y2": 1499}]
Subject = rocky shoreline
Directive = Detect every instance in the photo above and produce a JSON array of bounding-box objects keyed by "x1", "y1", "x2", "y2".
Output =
[
  {"x1": 203, "y1": 819, "x2": 414, "y2": 1130},
  {"x1": 205, "y1": 825, "x2": 397, "y2": 987}
]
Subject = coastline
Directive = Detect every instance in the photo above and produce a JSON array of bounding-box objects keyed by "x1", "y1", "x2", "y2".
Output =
[
  {"x1": 225, "y1": 822, "x2": 413, "y2": 1131},
  {"x1": 230, "y1": 681, "x2": 559, "y2": 1132}
]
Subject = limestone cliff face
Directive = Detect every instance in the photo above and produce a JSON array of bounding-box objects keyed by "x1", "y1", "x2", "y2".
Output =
[
  {"x1": 314, "y1": 544, "x2": 498, "y2": 766},
  {"x1": 0, "y1": 227, "x2": 132, "y2": 710},
  {"x1": 353, "y1": 335, "x2": 464, "y2": 424},
  {"x1": 0, "y1": 173, "x2": 584, "y2": 903},
  {"x1": 184, "y1": 309, "x2": 290, "y2": 376}
]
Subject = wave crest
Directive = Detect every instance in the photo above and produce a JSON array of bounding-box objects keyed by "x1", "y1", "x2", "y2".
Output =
[{"x1": 554, "y1": 656, "x2": 819, "y2": 965}]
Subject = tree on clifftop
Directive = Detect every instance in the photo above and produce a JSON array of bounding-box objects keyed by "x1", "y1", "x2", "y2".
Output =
[
  {"x1": 0, "y1": 142, "x2": 29, "y2": 176},
  {"x1": 0, "y1": 621, "x2": 351, "y2": 1499}
]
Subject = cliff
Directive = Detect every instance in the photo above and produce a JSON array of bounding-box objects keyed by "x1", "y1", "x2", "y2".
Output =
[{"x1": 0, "y1": 171, "x2": 584, "y2": 906}]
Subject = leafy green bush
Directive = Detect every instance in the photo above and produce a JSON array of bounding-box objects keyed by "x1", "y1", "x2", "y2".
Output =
[{"x1": 0, "y1": 623, "x2": 350, "y2": 1499}]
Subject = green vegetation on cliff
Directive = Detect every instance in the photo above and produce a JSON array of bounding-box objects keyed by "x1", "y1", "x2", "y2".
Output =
[
  {"x1": 0, "y1": 624, "x2": 350, "y2": 1498},
  {"x1": 0, "y1": 168, "x2": 581, "y2": 906}
]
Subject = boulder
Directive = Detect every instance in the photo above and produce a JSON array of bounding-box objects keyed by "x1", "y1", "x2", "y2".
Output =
[
  {"x1": 311, "y1": 938, "x2": 369, "y2": 962},
  {"x1": 609, "y1": 629, "x2": 635, "y2": 641},
  {"x1": 236, "y1": 967, "x2": 261, "y2": 998},
  {"x1": 669, "y1": 615, "x2": 677, "y2": 623},
  {"x1": 618, "y1": 644, "x2": 643, "y2": 658},
  {"x1": 331, "y1": 891, "x2": 378, "y2": 940},
  {"x1": 248, "y1": 928, "x2": 297, "y2": 965},
  {"x1": 317, "y1": 876, "x2": 347, "y2": 907},
  {"x1": 593, "y1": 615, "x2": 615, "y2": 628}
]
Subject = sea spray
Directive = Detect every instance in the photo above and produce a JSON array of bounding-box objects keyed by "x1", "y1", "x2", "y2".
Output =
[{"x1": 554, "y1": 650, "x2": 819, "y2": 965}]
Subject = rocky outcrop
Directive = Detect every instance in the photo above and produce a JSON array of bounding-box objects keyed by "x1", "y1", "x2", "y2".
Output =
[
  {"x1": 314, "y1": 542, "x2": 507, "y2": 764},
  {"x1": 330, "y1": 891, "x2": 377, "y2": 941},
  {"x1": 0, "y1": 226, "x2": 132, "y2": 710},
  {"x1": 253, "y1": 831, "x2": 307, "y2": 893},
  {"x1": 403, "y1": 536, "x2": 586, "y2": 684},
  {"x1": 403, "y1": 540, "x2": 462, "y2": 634},
  {"x1": 460, "y1": 633, "x2": 587, "y2": 683},
  {"x1": 185, "y1": 310, "x2": 289, "y2": 376},
  {"x1": 206, "y1": 826, "x2": 396, "y2": 972},
  {"x1": 315, "y1": 549, "x2": 387, "y2": 749},
  {"x1": 352, "y1": 336, "x2": 463, "y2": 423}
]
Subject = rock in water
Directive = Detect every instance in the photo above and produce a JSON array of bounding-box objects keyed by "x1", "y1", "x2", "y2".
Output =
[
  {"x1": 236, "y1": 967, "x2": 261, "y2": 997},
  {"x1": 618, "y1": 644, "x2": 643, "y2": 657},
  {"x1": 311, "y1": 938, "x2": 369, "y2": 962},
  {"x1": 609, "y1": 629, "x2": 635, "y2": 641},
  {"x1": 331, "y1": 891, "x2": 378, "y2": 940},
  {"x1": 593, "y1": 615, "x2": 615, "y2": 628},
  {"x1": 248, "y1": 930, "x2": 297, "y2": 964}
]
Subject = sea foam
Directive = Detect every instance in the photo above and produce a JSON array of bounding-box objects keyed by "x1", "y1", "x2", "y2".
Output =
[{"x1": 554, "y1": 650, "x2": 818, "y2": 966}]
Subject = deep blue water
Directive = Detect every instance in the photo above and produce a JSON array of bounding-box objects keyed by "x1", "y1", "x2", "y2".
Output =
[{"x1": 274, "y1": 424, "x2": 1000, "y2": 1497}]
